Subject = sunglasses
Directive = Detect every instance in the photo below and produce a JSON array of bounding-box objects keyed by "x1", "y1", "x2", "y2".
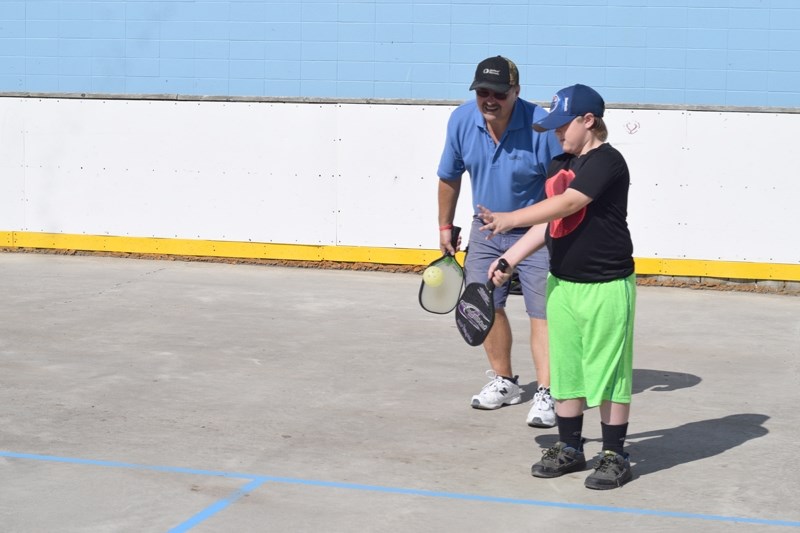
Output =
[{"x1": 475, "y1": 88, "x2": 511, "y2": 100}]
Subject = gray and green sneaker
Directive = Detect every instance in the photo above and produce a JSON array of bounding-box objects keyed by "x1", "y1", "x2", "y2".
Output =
[
  {"x1": 584, "y1": 450, "x2": 633, "y2": 490},
  {"x1": 531, "y1": 441, "x2": 586, "y2": 478}
]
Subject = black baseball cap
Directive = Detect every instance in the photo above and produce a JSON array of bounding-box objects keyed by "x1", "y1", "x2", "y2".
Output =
[{"x1": 469, "y1": 56, "x2": 519, "y2": 93}]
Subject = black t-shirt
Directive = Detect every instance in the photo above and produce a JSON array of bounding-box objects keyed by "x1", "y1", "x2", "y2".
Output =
[{"x1": 544, "y1": 143, "x2": 635, "y2": 282}]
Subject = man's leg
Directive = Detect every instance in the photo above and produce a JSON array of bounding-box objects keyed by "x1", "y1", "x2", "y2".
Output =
[
  {"x1": 484, "y1": 308, "x2": 512, "y2": 377},
  {"x1": 527, "y1": 328, "x2": 556, "y2": 426},
  {"x1": 518, "y1": 249, "x2": 554, "y2": 427},
  {"x1": 470, "y1": 308, "x2": 522, "y2": 409},
  {"x1": 530, "y1": 317, "x2": 549, "y2": 387},
  {"x1": 465, "y1": 219, "x2": 521, "y2": 410}
]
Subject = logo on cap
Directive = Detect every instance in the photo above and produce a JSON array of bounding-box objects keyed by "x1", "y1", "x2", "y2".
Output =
[{"x1": 550, "y1": 94, "x2": 560, "y2": 112}]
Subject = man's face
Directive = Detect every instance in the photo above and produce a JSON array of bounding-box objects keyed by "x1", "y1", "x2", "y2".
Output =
[{"x1": 475, "y1": 85, "x2": 519, "y2": 122}]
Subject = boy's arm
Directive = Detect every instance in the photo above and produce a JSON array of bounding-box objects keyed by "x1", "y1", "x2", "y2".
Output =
[
  {"x1": 488, "y1": 224, "x2": 547, "y2": 286},
  {"x1": 478, "y1": 188, "x2": 591, "y2": 237}
]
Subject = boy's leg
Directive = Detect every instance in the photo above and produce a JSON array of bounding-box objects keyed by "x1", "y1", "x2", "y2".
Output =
[
  {"x1": 585, "y1": 442, "x2": 633, "y2": 490},
  {"x1": 599, "y1": 400, "x2": 631, "y2": 426},
  {"x1": 600, "y1": 420, "x2": 628, "y2": 455},
  {"x1": 545, "y1": 275, "x2": 586, "y2": 401},
  {"x1": 580, "y1": 274, "x2": 636, "y2": 407},
  {"x1": 531, "y1": 399, "x2": 587, "y2": 478},
  {"x1": 581, "y1": 275, "x2": 636, "y2": 490},
  {"x1": 532, "y1": 275, "x2": 587, "y2": 477}
]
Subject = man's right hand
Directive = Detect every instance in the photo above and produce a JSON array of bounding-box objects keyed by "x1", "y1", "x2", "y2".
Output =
[{"x1": 439, "y1": 227, "x2": 459, "y2": 255}]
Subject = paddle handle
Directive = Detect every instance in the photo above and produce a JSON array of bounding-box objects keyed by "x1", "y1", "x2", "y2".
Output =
[
  {"x1": 484, "y1": 258, "x2": 510, "y2": 290},
  {"x1": 448, "y1": 226, "x2": 461, "y2": 254}
]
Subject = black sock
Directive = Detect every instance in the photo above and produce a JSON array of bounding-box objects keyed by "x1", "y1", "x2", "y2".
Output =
[
  {"x1": 501, "y1": 375, "x2": 518, "y2": 384},
  {"x1": 601, "y1": 422, "x2": 628, "y2": 455},
  {"x1": 556, "y1": 414, "x2": 583, "y2": 450}
]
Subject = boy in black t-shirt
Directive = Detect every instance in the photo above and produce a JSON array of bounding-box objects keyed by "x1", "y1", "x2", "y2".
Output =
[{"x1": 478, "y1": 84, "x2": 635, "y2": 490}]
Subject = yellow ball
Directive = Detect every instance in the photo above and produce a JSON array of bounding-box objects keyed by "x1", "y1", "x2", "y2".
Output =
[{"x1": 423, "y1": 266, "x2": 444, "y2": 287}]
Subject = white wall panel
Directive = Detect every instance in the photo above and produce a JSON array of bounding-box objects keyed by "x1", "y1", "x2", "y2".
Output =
[
  {"x1": 604, "y1": 108, "x2": 799, "y2": 264},
  {"x1": 684, "y1": 112, "x2": 797, "y2": 263},
  {"x1": 335, "y1": 103, "x2": 473, "y2": 249},
  {"x1": 605, "y1": 109, "x2": 691, "y2": 261},
  {"x1": 0, "y1": 96, "x2": 797, "y2": 266},
  {"x1": 0, "y1": 99, "x2": 27, "y2": 229},
  {"x1": 14, "y1": 98, "x2": 340, "y2": 244}
]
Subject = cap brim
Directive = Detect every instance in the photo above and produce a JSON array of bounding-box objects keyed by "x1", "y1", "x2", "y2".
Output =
[
  {"x1": 532, "y1": 113, "x2": 575, "y2": 132},
  {"x1": 470, "y1": 80, "x2": 512, "y2": 93}
]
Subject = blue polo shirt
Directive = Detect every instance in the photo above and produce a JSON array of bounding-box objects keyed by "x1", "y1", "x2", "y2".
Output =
[{"x1": 437, "y1": 98, "x2": 562, "y2": 213}]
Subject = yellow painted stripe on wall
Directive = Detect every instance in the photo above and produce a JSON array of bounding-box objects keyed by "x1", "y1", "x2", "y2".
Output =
[
  {"x1": 633, "y1": 258, "x2": 799, "y2": 282},
  {"x1": 3, "y1": 231, "x2": 799, "y2": 281},
  {"x1": 0, "y1": 231, "x2": 447, "y2": 264}
]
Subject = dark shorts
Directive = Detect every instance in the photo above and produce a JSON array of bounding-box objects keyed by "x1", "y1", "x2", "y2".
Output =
[{"x1": 464, "y1": 217, "x2": 549, "y2": 319}]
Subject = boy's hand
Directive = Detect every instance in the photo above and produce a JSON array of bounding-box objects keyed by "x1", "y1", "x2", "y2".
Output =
[
  {"x1": 478, "y1": 205, "x2": 514, "y2": 238},
  {"x1": 488, "y1": 257, "x2": 514, "y2": 287}
]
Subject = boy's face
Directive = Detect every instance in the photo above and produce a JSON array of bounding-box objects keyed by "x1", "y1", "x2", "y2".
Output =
[
  {"x1": 476, "y1": 85, "x2": 519, "y2": 123},
  {"x1": 555, "y1": 114, "x2": 593, "y2": 154}
]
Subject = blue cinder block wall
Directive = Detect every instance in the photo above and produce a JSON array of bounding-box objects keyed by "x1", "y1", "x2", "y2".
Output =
[{"x1": 1, "y1": 1, "x2": 799, "y2": 107}]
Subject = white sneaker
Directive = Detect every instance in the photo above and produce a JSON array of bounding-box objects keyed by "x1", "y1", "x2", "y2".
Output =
[
  {"x1": 471, "y1": 370, "x2": 522, "y2": 410},
  {"x1": 526, "y1": 386, "x2": 556, "y2": 427}
]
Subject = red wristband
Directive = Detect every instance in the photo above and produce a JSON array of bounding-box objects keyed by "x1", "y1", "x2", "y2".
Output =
[{"x1": 439, "y1": 224, "x2": 454, "y2": 231}]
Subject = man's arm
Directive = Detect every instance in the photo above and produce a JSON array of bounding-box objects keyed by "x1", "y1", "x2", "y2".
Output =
[{"x1": 438, "y1": 177, "x2": 462, "y2": 254}]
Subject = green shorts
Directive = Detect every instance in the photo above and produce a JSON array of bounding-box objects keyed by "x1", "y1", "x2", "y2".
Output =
[{"x1": 547, "y1": 273, "x2": 636, "y2": 407}]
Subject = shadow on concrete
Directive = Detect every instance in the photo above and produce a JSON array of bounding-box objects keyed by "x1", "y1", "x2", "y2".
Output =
[
  {"x1": 520, "y1": 368, "x2": 701, "y2": 403},
  {"x1": 533, "y1": 414, "x2": 770, "y2": 479},
  {"x1": 624, "y1": 413, "x2": 770, "y2": 478},
  {"x1": 632, "y1": 368, "x2": 702, "y2": 394}
]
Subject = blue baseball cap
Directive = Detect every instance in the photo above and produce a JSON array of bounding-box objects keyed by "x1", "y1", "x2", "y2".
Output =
[{"x1": 533, "y1": 84, "x2": 605, "y2": 132}]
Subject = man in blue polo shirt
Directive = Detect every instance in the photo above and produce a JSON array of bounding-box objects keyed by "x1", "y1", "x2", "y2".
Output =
[{"x1": 437, "y1": 56, "x2": 562, "y2": 428}]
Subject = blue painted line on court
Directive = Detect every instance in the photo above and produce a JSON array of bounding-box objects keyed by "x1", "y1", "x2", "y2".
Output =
[
  {"x1": 3, "y1": 450, "x2": 799, "y2": 529},
  {"x1": 255, "y1": 476, "x2": 800, "y2": 528},
  {"x1": 0, "y1": 451, "x2": 254, "y2": 479},
  {"x1": 167, "y1": 477, "x2": 269, "y2": 533}
]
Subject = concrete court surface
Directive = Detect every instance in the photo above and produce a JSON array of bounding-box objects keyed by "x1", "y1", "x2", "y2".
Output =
[{"x1": 0, "y1": 252, "x2": 798, "y2": 533}]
